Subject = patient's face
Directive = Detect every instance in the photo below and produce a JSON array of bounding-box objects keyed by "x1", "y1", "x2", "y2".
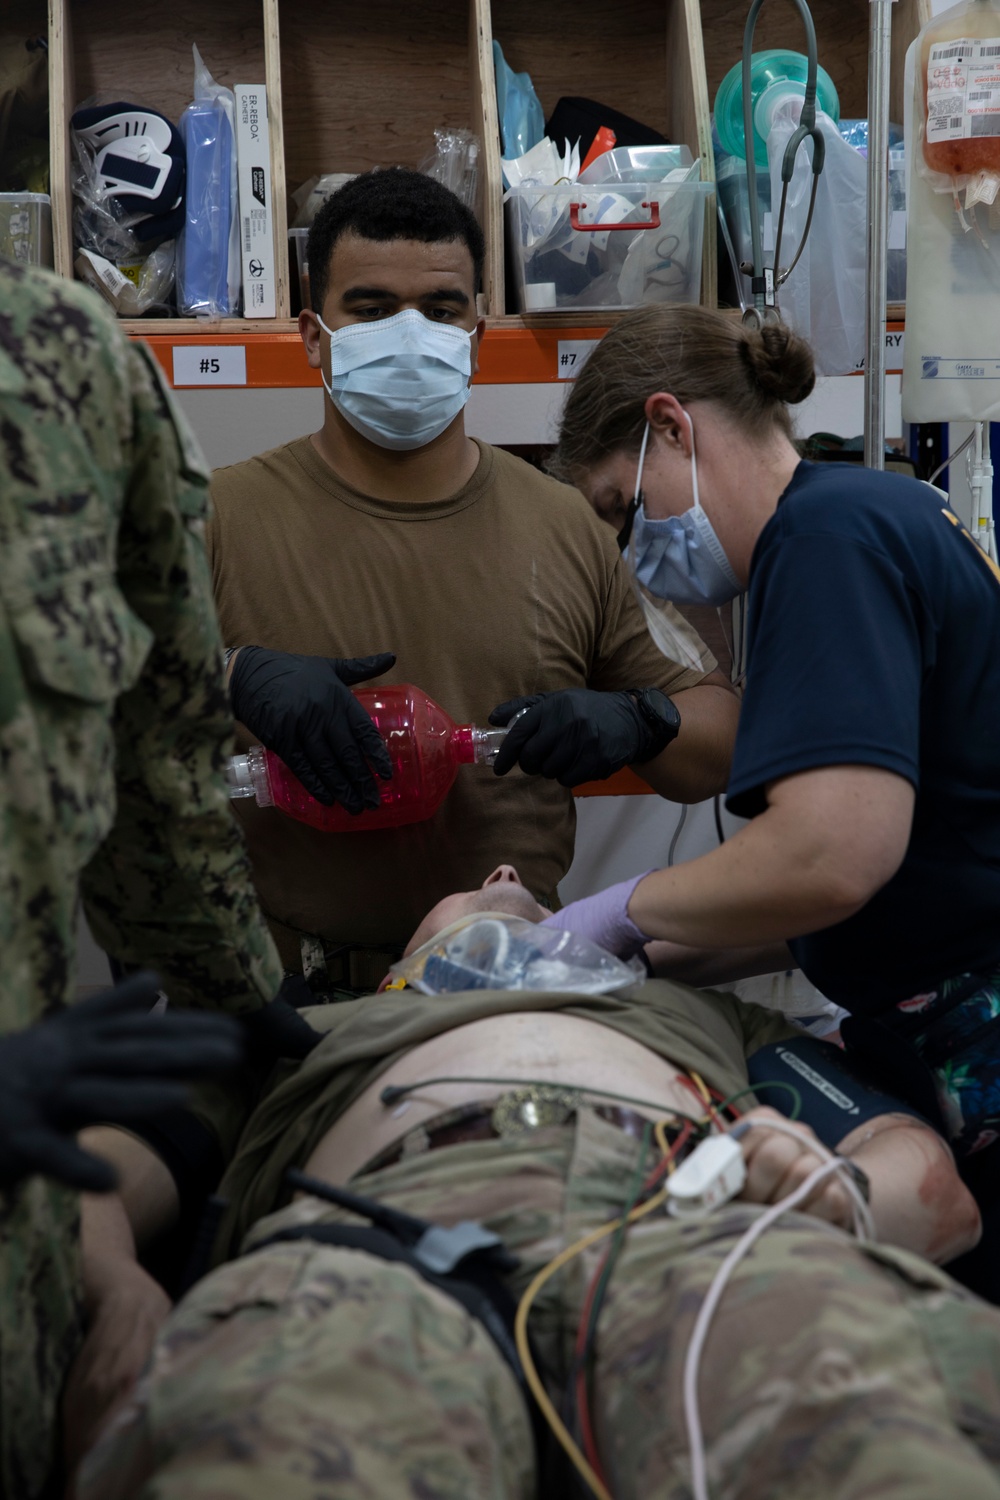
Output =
[{"x1": 404, "y1": 865, "x2": 547, "y2": 956}]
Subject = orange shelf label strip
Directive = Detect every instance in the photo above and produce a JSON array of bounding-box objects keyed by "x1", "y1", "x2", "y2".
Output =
[{"x1": 137, "y1": 326, "x2": 614, "y2": 388}]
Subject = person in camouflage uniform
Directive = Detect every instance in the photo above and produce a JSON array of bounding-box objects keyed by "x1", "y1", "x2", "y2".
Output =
[
  {"x1": 76, "y1": 968, "x2": 1000, "y2": 1500},
  {"x1": 0, "y1": 259, "x2": 287, "y2": 1500},
  {"x1": 78, "y1": 1106, "x2": 1000, "y2": 1500}
]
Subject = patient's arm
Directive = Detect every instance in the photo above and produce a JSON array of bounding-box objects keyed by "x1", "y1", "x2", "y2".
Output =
[
  {"x1": 63, "y1": 1128, "x2": 180, "y2": 1481},
  {"x1": 645, "y1": 938, "x2": 795, "y2": 986},
  {"x1": 81, "y1": 1124, "x2": 181, "y2": 1245},
  {"x1": 837, "y1": 1111, "x2": 981, "y2": 1263},
  {"x1": 736, "y1": 1105, "x2": 980, "y2": 1262}
]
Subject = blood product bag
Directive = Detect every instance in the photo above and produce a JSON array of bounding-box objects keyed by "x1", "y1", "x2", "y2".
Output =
[
  {"x1": 902, "y1": 10, "x2": 1000, "y2": 424},
  {"x1": 919, "y1": 0, "x2": 1000, "y2": 206}
]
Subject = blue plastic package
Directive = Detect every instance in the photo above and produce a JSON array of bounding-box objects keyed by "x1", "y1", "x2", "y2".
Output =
[
  {"x1": 179, "y1": 101, "x2": 234, "y2": 315},
  {"x1": 837, "y1": 118, "x2": 904, "y2": 156},
  {"x1": 177, "y1": 46, "x2": 240, "y2": 317},
  {"x1": 493, "y1": 41, "x2": 544, "y2": 163}
]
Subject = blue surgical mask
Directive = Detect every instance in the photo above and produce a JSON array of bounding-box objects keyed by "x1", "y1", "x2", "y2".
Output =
[
  {"x1": 626, "y1": 415, "x2": 741, "y2": 607},
  {"x1": 316, "y1": 308, "x2": 474, "y2": 451}
]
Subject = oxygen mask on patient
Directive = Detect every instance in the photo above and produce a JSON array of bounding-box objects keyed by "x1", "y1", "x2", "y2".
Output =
[{"x1": 390, "y1": 913, "x2": 645, "y2": 996}]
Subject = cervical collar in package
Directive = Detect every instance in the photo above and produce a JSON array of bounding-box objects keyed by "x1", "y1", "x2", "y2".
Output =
[{"x1": 71, "y1": 102, "x2": 185, "y2": 243}]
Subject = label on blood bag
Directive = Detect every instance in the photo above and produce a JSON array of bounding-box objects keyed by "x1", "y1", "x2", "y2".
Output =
[
  {"x1": 172, "y1": 345, "x2": 248, "y2": 386},
  {"x1": 927, "y1": 37, "x2": 1000, "y2": 143},
  {"x1": 557, "y1": 340, "x2": 601, "y2": 379}
]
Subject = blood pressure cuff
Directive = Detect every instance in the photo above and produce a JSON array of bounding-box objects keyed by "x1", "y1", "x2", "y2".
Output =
[{"x1": 747, "y1": 1035, "x2": 932, "y2": 1150}]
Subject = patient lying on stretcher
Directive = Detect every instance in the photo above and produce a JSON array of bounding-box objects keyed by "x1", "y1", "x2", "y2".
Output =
[{"x1": 67, "y1": 869, "x2": 990, "y2": 1500}]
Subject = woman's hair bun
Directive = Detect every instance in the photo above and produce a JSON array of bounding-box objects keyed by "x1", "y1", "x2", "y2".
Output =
[{"x1": 742, "y1": 322, "x2": 816, "y2": 405}]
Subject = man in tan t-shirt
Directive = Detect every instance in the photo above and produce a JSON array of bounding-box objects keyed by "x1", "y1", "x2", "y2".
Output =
[{"x1": 211, "y1": 168, "x2": 740, "y2": 986}]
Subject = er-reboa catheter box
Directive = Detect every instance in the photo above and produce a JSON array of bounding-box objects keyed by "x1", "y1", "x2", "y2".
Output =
[{"x1": 234, "y1": 84, "x2": 276, "y2": 318}]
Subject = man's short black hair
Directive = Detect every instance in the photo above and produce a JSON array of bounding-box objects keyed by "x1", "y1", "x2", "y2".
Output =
[{"x1": 306, "y1": 167, "x2": 486, "y2": 315}]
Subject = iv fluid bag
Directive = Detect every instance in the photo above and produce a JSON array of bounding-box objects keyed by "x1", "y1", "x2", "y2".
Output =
[
  {"x1": 903, "y1": 19, "x2": 1000, "y2": 424},
  {"x1": 766, "y1": 106, "x2": 868, "y2": 375}
]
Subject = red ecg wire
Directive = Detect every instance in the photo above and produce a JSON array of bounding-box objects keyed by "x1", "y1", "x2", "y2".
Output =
[{"x1": 572, "y1": 1120, "x2": 696, "y2": 1482}]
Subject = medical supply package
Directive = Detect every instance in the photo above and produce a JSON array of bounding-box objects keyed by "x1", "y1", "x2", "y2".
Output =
[
  {"x1": 177, "y1": 46, "x2": 241, "y2": 317},
  {"x1": 234, "y1": 84, "x2": 276, "y2": 318}
]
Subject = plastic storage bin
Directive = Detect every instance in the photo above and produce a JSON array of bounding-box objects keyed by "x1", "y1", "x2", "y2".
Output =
[
  {"x1": 506, "y1": 179, "x2": 713, "y2": 312},
  {"x1": 0, "y1": 193, "x2": 53, "y2": 268},
  {"x1": 577, "y1": 144, "x2": 694, "y2": 184}
]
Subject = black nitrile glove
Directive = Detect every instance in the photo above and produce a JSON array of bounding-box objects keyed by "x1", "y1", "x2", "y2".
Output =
[
  {"x1": 229, "y1": 648, "x2": 396, "y2": 814},
  {"x1": 240, "y1": 996, "x2": 321, "y2": 1063},
  {"x1": 490, "y1": 688, "x2": 679, "y2": 787},
  {"x1": 0, "y1": 973, "x2": 244, "y2": 1195}
]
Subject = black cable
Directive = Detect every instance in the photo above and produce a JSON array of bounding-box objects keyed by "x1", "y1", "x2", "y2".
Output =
[
  {"x1": 713, "y1": 794, "x2": 726, "y2": 846},
  {"x1": 668, "y1": 803, "x2": 688, "y2": 866}
]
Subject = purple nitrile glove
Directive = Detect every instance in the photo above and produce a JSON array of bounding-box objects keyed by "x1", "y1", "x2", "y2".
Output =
[{"x1": 540, "y1": 872, "x2": 655, "y2": 959}]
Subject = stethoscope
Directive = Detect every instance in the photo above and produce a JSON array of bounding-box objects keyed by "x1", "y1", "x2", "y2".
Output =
[{"x1": 740, "y1": 0, "x2": 826, "y2": 330}]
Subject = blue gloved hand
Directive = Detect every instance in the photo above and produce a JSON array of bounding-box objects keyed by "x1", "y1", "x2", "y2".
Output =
[
  {"x1": 540, "y1": 873, "x2": 655, "y2": 959},
  {"x1": 229, "y1": 648, "x2": 396, "y2": 813},
  {"x1": 0, "y1": 973, "x2": 243, "y2": 1194}
]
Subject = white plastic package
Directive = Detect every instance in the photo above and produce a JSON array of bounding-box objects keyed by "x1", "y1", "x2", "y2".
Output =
[
  {"x1": 75, "y1": 240, "x2": 175, "y2": 317},
  {"x1": 390, "y1": 912, "x2": 646, "y2": 997},
  {"x1": 420, "y1": 127, "x2": 481, "y2": 212},
  {"x1": 766, "y1": 104, "x2": 868, "y2": 375},
  {"x1": 290, "y1": 173, "x2": 358, "y2": 228},
  {"x1": 177, "y1": 45, "x2": 241, "y2": 317}
]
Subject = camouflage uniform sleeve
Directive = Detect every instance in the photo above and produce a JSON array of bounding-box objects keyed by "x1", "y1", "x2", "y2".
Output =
[{"x1": 81, "y1": 342, "x2": 283, "y2": 1013}]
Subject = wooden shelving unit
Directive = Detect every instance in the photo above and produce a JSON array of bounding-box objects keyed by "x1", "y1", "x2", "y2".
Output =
[{"x1": 15, "y1": 0, "x2": 927, "y2": 387}]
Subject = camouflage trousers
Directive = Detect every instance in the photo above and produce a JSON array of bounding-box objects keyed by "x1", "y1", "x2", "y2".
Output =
[
  {"x1": 0, "y1": 1177, "x2": 84, "y2": 1500},
  {"x1": 79, "y1": 1105, "x2": 1000, "y2": 1500}
]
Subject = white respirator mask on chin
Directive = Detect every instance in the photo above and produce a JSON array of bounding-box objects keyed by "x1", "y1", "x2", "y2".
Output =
[
  {"x1": 316, "y1": 308, "x2": 474, "y2": 451},
  {"x1": 627, "y1": 413, "x2": 742, "y2": 608}
]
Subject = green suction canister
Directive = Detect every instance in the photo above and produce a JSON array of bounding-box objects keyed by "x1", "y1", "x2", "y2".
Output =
[{"x1": 714, "y1": 48, "x2": 840, "y2": 168}]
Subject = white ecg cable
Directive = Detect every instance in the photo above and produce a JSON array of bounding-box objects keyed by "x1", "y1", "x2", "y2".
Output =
[{"x1": 682, "y1": 1118, "x2": 875, "y2": 1500}]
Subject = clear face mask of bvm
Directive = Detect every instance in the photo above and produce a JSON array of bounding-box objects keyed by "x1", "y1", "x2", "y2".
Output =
[{"x1": 390, "y1": 913, "x2": 646, "y2": 996}]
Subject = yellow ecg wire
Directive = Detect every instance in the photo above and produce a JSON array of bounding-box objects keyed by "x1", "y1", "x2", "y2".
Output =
[{"x1": 513, "y1": 1117, "x2": 684, "y2": 1500}]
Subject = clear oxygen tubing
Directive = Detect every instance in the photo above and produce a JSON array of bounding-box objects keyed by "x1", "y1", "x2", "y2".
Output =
[
  {"x1": 740, "y1": 0, "x2": 826, "y2": 328},
  {"x1": 864, "y1": 0, "x2": 897, "y2": 471}
]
